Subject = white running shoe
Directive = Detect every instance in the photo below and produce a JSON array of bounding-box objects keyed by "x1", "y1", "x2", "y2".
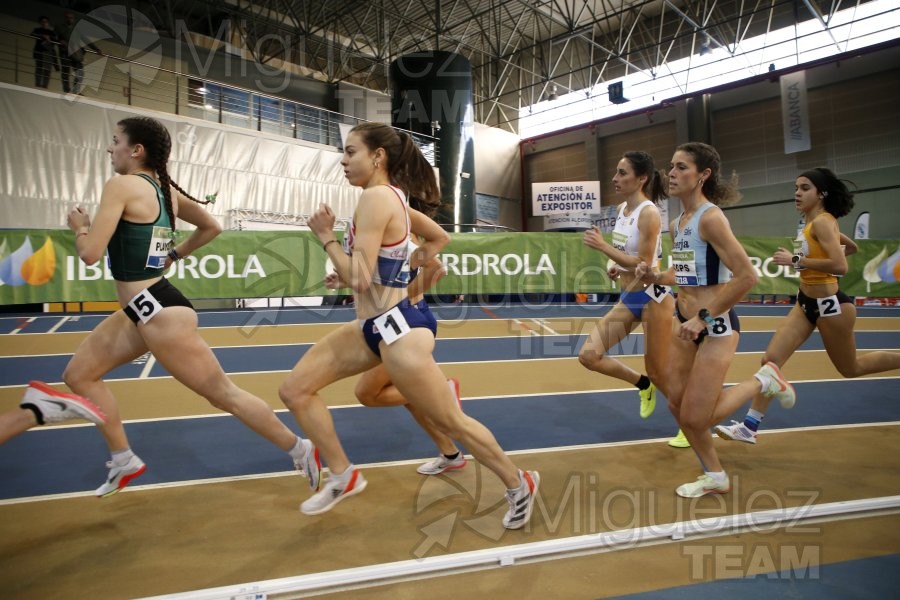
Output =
[
  {"x1": 502, "y1": 470, "x2": 540, "y2": 530},
  {"x1": 300, "y1": 469, "x2": 367, "y2": 516},
  {"x1": 95, "y1": 455, "x2": 146, "y2": 497},
  {"x1": 715, "y1": 420, "x2": 758, "y2": 444},
  {"x1": 20, "y1": 381, "x2": 107, "y2": 425},
  {"x1": 756, "y1": 362, "x2": 796, "y2": 409},
  {"x1": 416, "y1": 453, "x2": 467, "y2": 475},
  {"x1": 292, "y1": 438, "x2": 322, "y2": 491},
  {"x1": 676, "y1": 473, "x2": 730, "y2": 498}
]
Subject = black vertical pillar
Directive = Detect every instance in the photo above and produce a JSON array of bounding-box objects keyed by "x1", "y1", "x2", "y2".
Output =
[{"x1": 390, "y1": 51, "x2": 475, "y2": 230}]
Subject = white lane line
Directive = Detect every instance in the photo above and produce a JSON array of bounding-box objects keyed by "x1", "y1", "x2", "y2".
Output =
[
  {"x1": 532, "y1": 318, "x2": 559, "y2": 335},
  {"x1": 139, "y1": 355, "x2": 157, "y2": 379},
  {"x1": 46, "y1": 316, "x2": 70, "y2": 334},
  {"x1": 4, "y1": 421, "x2": 898, "y2": 507}
]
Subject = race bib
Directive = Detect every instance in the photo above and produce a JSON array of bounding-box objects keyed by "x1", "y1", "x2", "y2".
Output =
[
  {"x1": 645, "y1": 284, "x2": 671, "y2": 304},
  {"x1": 706, "y1": 312, "x2": 734, "y2": 337},
  {"x1": 146, "y1": 225, "x2": 174, "y2": 269},
  {"x1": 611, "y1": 231, "x2": 628, "y2": 253},
  {"x1": 816, "y1": 295, "x2": 843, "y2": 318},
  {"x1": 373, "y1": 305, "x2": 411, "y2": 345},
  {"x1": 127, "y1": 288, "x2": 163, "y2": 324},
  {"x1": 672, "y1": 250, "x2": 698, "y2": 286}
]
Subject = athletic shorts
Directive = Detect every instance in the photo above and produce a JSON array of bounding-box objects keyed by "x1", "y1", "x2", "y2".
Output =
[
  {"x1": 675, "y1": 303, "x2": 740, "y2": 345},
  {"x1": 360, "y1": 298, "x2": 438, "y2": 357},
  {"x1": 620, "y1": 285, "x2": 672, "y2": 319},
  {"x1": 797, "y1": 289, "x2": 853, "y2": 325},
  {"x1": 123, "y1": 278, "x2": 194, "y2": 325}
]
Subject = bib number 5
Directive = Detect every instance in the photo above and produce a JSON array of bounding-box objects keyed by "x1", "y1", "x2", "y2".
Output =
[{"x1": 127, "y1": 290, "x2": 163, "y2": 324}]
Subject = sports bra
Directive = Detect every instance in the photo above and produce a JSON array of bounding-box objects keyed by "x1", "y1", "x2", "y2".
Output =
[{"x1": 341, "y1": 185, "x2": 412, "y2": 288}]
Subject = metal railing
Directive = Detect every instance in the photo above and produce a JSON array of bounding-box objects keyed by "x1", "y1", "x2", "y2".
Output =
[{"x1": 0, "y1": 26, "x2": 438, "y2": 163}]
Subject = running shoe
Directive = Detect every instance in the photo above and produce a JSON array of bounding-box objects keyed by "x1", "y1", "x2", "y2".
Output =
[
  {"x1": 676, "y1": 473, "x2": 730, "y2": 498},
  {"x1": 292, "y1": 438, "x2": 322, "y2": 492},
  {"x1": 639, "y1": 382, "x2": 656, "y2": 419},
  {"x1": 715, "y1": 420, "x2": 758, "y2": 444},
  {"x1": 668, "y1": 429, "x2": 691, "y2": 448},
  {"x1": 502, "y1": 470, "x2": 540, "y2": 530},
  {"x1": 95, "y1": 454, "x2": 146, "y2": 497},
  {"x1": 300, "y1": 469, "x2": 367, "y2": 516},
  {"x1": 417, "y1": 453, "x2": 467, "y2": 475},
  {"x1": 21, "y1": 380, "x2": 107, "y2": 425},
  {"x1": 756, "y1": 362, "x2": 796, "y2": 409}
]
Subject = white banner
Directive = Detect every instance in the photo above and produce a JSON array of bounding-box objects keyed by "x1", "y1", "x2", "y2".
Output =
[
  {"x1": 532, "y1": 181, "x2": 600, "y2": 216},
  {"x1": 780, "y1": 70, "x2": 811, "y2": 154}
]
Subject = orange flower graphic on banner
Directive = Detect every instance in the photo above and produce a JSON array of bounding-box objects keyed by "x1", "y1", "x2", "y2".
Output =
[{"x1": 0, "y1": 237, "x2": 56, "y2": 286}]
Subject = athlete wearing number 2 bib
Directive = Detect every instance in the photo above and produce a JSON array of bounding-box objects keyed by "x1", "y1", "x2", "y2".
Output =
[{"x1": 714, "y1": 167, "x2": 900, "y2": 444}]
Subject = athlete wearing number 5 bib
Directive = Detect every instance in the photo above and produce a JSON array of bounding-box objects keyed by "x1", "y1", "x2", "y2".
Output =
[
  {"x1": 714, "y1": 167, "x2": 900, "y2": 445},
  {"x1": 579, "y1": 151, "x2": 675, "y2": 428},
  {"x1": 280, "y1": 123, "x2": 539, "y2": 527},
  {"x1": 64, "y1": 116, "x2": 310, "y2": 499}
]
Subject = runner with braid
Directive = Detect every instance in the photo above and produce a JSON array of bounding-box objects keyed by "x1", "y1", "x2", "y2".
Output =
[{"x1": 63, "y1": 116, "x2": 316, "y2": 497}]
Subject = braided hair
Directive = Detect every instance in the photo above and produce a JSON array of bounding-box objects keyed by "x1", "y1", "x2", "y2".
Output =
[{"x1": 117, "y1": 117, "x2": 211, "y2": 230}]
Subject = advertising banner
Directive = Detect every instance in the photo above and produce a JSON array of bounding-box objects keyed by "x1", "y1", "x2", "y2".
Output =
[{"x1": 1, "y1": 230, "x2": 898, "y2": 304}]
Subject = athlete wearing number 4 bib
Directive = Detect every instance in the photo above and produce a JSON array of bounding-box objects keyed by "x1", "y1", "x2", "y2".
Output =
[
  {"x1": 579, "y1": 151, "x2": 677, "y2": 430},
  {"x1": 280, "y1": 123, "x2": 539, "y2": 527},
  {"x1": 714, "y1": 167, "x2": 900, "y2": 445},
  {"x1": 637, "y1": 142, "x2": 793, "y2": 499},
  {"x1": 64, "y1": 116, "x2": 312, "y2": 498}
]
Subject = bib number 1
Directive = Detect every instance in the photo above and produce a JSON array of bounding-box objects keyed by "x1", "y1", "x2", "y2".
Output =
[{"x1": 373, "y1": 306, "x2": 411, "y2": 345}]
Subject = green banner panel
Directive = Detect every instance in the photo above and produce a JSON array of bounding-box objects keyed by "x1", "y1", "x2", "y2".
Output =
[{"x1": 1, "y1": 230, "x2": 898, "y2": 304}]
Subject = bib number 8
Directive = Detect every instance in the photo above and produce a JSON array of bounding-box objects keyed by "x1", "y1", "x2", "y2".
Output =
[{"x1": 706, "y1": 313, "x2": 733, "y2": 337}]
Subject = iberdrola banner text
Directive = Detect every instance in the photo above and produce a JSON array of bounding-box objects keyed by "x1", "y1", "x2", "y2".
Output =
[{"x1": 1, "y1": 230, "x2": 898, "y2": 304}]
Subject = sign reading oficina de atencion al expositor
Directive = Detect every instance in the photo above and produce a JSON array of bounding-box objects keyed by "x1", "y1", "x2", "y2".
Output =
[{"x1": 532, "y1": 181, "x2": 601, "y2": 216}]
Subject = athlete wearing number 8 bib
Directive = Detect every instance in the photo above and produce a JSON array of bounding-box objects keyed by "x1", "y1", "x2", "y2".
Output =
[
  {"x1": 579, "y1": 151, "x2": 675, "y2": 427},
  {"x1": 638, "y1": 142, "x2": 789, "y2": 499},
  {"x1": 63, "y1": 116, "x2": 311, "y2": 499},
  {"x1": 714, "y1": 167, "x2": 900, "y2": 445}
]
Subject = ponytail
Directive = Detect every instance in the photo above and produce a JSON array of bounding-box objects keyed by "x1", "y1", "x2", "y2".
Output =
[{"x1": 350, "y1": 123, "x2": 441, "y2": 215}]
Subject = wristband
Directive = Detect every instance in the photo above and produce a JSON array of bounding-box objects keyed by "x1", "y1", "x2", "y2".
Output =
[
  {"x1": 323, "y1": 239, "x2": 339, "y2": 251},
  {"x1": 168, "y1": 248, "x2": 181, "y2": 261}
]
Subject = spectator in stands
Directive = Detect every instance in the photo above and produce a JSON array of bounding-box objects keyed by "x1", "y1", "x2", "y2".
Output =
[
  {"x1": 56, "y1": 11, "x2": 103, "y2": 95},
  {"x1": 31, "y1": 16, "x2": 60, "y2": 89}
]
